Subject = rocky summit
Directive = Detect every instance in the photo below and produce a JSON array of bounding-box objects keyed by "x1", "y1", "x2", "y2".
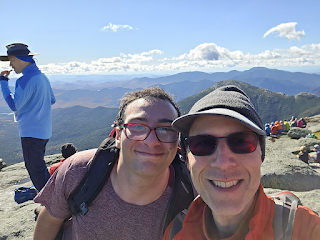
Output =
[{"x1": 1, "y1": 117, "x2": 320, "y2": 239}]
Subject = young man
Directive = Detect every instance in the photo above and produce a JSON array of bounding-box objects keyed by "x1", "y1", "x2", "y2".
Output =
[
  {"x1": 33, "y1": 87, "x2": 194, "y2": 240},
  {"x1": 0, "y1": 43, "x2": 56, "y2": 191},
  {"x1": 163, "y1": 85, "x2": 320, "y2": 240}
]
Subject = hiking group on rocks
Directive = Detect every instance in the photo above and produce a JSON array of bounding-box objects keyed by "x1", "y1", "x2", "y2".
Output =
[{"x1": 0, "y1": 43, "x2": 320, "y2": 240}]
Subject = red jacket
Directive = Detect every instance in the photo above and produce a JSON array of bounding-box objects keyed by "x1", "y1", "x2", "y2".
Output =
[
  {"x1": 162, "y1": 184, "x2": 320, "y2": 240},
  {"x1": 48, "y1": 158, "x2": 65, "y2": 175},
  {"x1": 270, "y1": 125, "x2": 278, "y2": 134}
]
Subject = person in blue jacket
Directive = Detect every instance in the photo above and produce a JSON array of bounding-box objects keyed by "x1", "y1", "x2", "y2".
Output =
[
  {"x1": 0, "y1": 43, "x2": 55, "y2": 191},
  {"x1": 265, "y1": 123, "x2": 271, "y2": 136}
]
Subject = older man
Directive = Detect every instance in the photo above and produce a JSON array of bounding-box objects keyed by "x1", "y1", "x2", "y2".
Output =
[
  {"x1": 33, "y1": 87, "x2": 194, "y2": 240},
  {"x1": 163, "y1": 85, "x2": 320, "y2": 240},
  {"x1": 0, "y1": 43, "x2": 55, "y2": 191}
]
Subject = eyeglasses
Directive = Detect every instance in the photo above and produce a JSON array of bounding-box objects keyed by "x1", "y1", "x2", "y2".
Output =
[
  {"x1": 123, "y1": 123, "x2": 178, "y2": 143},
  {"x1": 186, "y1": 131, "x2": 259, "y2": 156}
]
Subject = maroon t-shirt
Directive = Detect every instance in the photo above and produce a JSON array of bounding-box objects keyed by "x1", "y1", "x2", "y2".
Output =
[{"x1": 35, "y1": 149, "x2": 172, "y2": 240}]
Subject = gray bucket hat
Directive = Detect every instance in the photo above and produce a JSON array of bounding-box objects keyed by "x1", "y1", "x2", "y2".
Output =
[{"x1": 173, "y1": 85, "x2": 266, "y2": 161}]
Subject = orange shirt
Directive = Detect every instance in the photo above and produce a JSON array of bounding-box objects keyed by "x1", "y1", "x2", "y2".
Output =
[{"x1": 162, "y1": 184, "x2": 320, "y2": 240}]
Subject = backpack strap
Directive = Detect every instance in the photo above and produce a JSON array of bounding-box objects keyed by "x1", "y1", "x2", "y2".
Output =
[
  {"x1": 164, "y1": 155, "x2": 195, "y2": 230},
  {"x1": 169, "y1": 208, "x2": 188, "y2": 240},
  {"x1": 168, "y1": 196, "x2": 203, "y2": 240},
  {"x1": 272, "y1": 192, "x2": 299, "y2": 240},
  {"x1": 67, "y1": 137, "x2": 119, "y2": 215}
]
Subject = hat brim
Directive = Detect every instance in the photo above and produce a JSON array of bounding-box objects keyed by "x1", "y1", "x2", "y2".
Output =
[
  {"x1": 0, "y1": 53, "x2": 40, "y2": 61},
  {"x1": 172, "y1": 108, "x2": 266, "y2": 136}
]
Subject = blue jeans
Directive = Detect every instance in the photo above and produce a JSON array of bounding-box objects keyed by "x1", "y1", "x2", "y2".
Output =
[{"x1": 21, "y1": 137, "x2": 50, "y2": 191}]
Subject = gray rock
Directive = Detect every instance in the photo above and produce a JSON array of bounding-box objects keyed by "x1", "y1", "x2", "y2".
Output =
[
  {"x1": 297, "y1": 138, "x2": 320, "y2": 152},
  {"x1": 0, "y1": 154, "x2": 62, "y2": 240},
  {"x1": 261, "y1": 135, "x2": 320, "y2": 191},
  {"x1": 287, "y1": 127, "x2": 312, "y2": 139}
]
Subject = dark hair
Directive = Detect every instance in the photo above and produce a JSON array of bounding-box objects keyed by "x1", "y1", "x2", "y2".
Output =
[
  {"x1": 116, "y1": 86, "x2": 180, "y2": 128},
  {"x1": 61, "y1": 143, "x2": 77, "y2": 159}
]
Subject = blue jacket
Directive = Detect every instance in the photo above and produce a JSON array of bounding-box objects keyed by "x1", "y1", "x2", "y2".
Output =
[
  {"x1": 265, "y1": 124, "x2": 271, "y2": 136},
  {"x1": 0, "y1": 64, "x2": 55, "y2": 139}
]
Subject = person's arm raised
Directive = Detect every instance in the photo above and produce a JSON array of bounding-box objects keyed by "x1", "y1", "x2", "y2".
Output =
[{"x1": 33, "y1": 206, "x2": 65, "y2": 240}]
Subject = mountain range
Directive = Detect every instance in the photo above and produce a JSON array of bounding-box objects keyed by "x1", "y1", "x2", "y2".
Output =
[
  {"x1": 1, "y1": 67, "x2": 320, "y2": 113},
  {"x1": 1, "y1": 79, "x2": 320, "y2": 166}
]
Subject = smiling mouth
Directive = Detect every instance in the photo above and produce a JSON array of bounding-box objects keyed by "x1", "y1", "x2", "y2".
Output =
[
  {"x1": 137, "y1": 151, "x2": 163, "y2": 156},
  {"x1": 210, "y1": 180, "x2": 240, "y2": 188}
]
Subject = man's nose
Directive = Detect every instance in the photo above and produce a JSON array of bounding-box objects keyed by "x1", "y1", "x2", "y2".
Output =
[
  {"x1": 210, "y1": 139, "x2": 237, "y2": 169},
  {"x1": 144, "y1": 129, "x2": 161, "y2": 146}
]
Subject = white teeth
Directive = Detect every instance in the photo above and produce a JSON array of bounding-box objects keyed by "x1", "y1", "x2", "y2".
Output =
[{"x1": 211, "y1": 180, "x2": 239, "y2": 188}]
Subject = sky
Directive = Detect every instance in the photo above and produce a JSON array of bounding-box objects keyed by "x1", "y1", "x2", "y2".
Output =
[{"x1": 1, "y1": 0, "x2": 320, "y2": 78}]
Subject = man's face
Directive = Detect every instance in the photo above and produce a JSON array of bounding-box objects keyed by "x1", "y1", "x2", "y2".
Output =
[
  {"x1": 187, "y1": 115, "x2": 262, "y2": 219},
  {"x1": 8, "y1": 56, "x2": 30, "y2": 74},
  {"x1": 116, "y1": 98, "x2": 179, "y2": 178}
]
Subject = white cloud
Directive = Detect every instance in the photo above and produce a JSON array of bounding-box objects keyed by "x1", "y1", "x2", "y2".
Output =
[
  {"x1": 263, "y1": 22, "x2": 305, "y2": 41},
  {"x1": 100, "y1": 22, "x2": 134, "y2": 32},
  {"x1": 3, "y1": 43, "x2": 319, "y2": 75}
]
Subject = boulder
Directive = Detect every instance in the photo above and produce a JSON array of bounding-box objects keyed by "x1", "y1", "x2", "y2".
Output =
[
  {"x1": 261, "y1": 135, "x2": 320, "y2": 191},
  {"x1": 297, "y1": 138, "x2": 320, "y2": 152},
  {"x1": 287, "y1": 127, "x2": 312, "y2": 139}
]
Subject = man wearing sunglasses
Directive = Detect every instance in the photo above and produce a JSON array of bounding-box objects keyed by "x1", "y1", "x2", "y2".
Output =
[
  {"x1": 163, "y1": 85, "x2": 320, "y2": 240},
  {"x1": 33, "y1": 86, "x2": 194, "y2": 240}
]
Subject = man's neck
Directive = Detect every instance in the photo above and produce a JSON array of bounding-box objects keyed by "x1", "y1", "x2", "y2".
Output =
[
  {"x1": 211, "y1": 195, "x2": 256, "y2": 239},
  {"x1": 110, "y1": 159, "x2": 170, "y2": 206}
]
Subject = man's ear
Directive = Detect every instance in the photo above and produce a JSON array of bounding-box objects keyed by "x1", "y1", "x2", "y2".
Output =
[{"x1": 115, "y1": 127, "x2": 121, "y2": 148}]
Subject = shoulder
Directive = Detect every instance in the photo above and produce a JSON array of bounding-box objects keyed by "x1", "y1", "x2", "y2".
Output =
[
  {"x1": 54, "y1": 149, "x2": 97, "y2": 193},
  {"x1": 59, "y1": 149, "x2": 97, "y2": 172},
  {"x1": 293, "y1": 206, "x2": 320, "y2": 238}
]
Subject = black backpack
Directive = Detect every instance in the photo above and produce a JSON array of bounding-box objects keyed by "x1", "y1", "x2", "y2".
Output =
[{"x1": 63, "y1": 137, "x2": 195, "y2": 233}]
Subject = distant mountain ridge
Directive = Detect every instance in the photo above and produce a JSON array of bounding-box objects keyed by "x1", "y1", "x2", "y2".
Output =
[
  {"x1": 1, "y1": 68, "x2": 320, "y2": 112},
  {"x1": 178, "y1": 80, "x2": 320, "y2": 122},
  {"x1": 50, "y1": 67, "x2": 320, "y2": 92},
  {"x1": 2, "y1": 80, "x2": 320, "y2": 166},
  {"x1": 49, "y1": 67, "x2": 320, "y2": 109}
]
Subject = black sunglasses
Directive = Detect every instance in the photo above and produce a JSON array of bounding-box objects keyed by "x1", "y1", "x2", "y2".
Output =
[{"x1": 185, "y1": 131, "x2": 259, "y2": 156}]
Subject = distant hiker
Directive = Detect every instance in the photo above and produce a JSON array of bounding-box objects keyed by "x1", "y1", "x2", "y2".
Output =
[
  {"x1": 296, "y1": 146, "x2": 309, "y2": 164},
  {"x1": 310, "y1": 144, "x2": 320, "y2": 163},
  {"x1": 297, "y1": 118, "x2": 304, "y2": 128},
  {"x1": 289, "y1": 116, "x2": 295, "y2": 124},
  {"x1": 280, "y1": 120, "x2": 286, "y2": 132},
  {"x1": 301, "y1": 118, "x2": 307, "y2": 127},
  {"x1": 297, "y1": 118, "x2": 307, "y2": 128},
  {"x1": 33, "y1": 87, "x2": 195, "y2": 240},
  {"x1": 290, "y1": 118, "x2": 298, "y2": 128},
  {"x1": 0, "y1": 43, "x2": 55, "y2": 191},
  {"x1": 275, "y1": 120, "x2": 282, "y2": 135},
  {"x1": 162, "y1": 85, "x2": 320, "y2": 240},
  {"x1": 265, "y1": 123, "x2": 271, "y2": 136},
  {"x1": 283, "y1": 119, "x2": 290, "y2": 132},
  {"x1": 49, "y1": 143, "x2": 78, "y2": 176},
  {"x1": 270, "y1": 122, "x2": 277, "y2": 136}
]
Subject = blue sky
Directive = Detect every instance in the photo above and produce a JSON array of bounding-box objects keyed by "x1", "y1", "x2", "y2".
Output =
[{"x1": 1, "y1": 0, "x2": 320, "y2": 77}]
